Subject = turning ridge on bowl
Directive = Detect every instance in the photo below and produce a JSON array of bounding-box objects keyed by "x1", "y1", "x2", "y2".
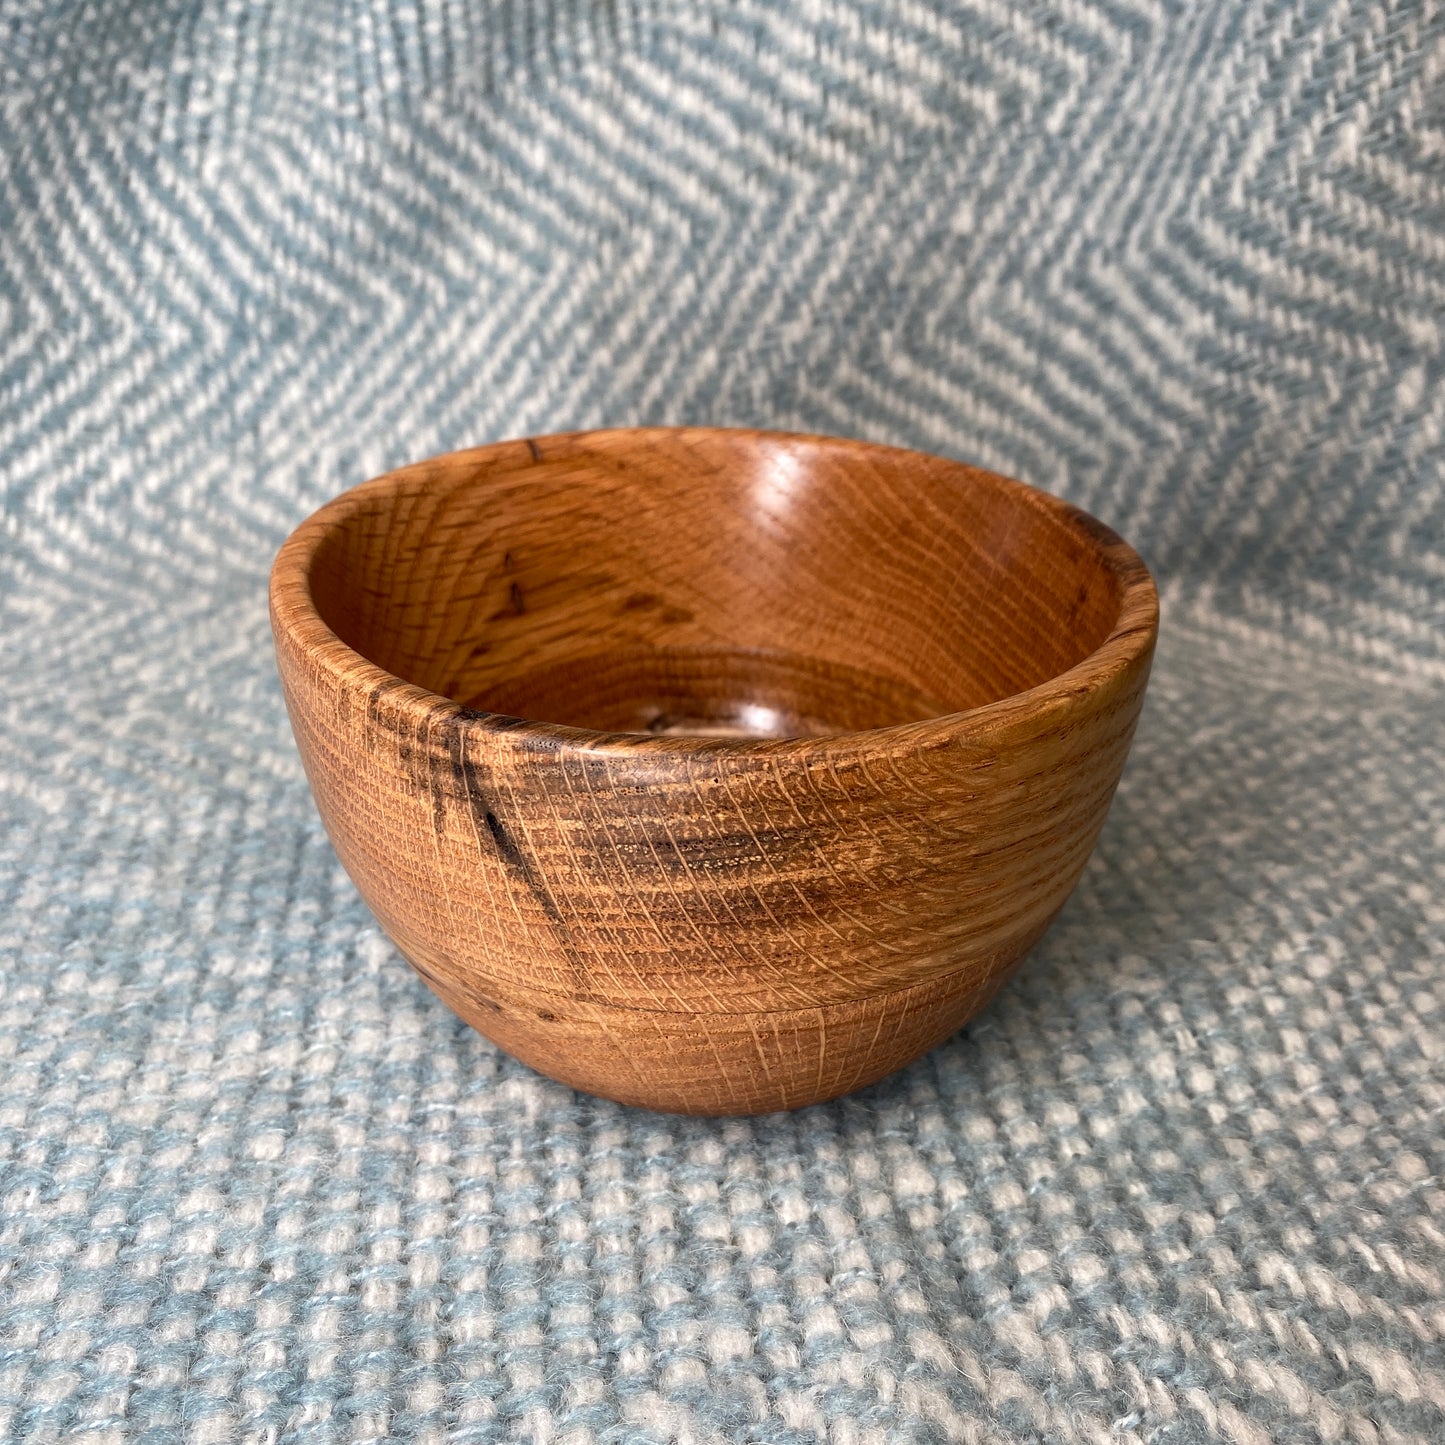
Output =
[{"x1": 270, "y1": 428, "x2": 1157, "y2": 1114}]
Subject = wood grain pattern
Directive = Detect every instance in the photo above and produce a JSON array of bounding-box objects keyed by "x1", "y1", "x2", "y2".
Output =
[{"x1": 270, "y1": 427, "x2": 1158, "y2": 1114}]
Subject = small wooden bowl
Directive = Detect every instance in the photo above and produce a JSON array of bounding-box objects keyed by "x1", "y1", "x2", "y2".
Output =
[{"x1": 271, "y1": 428, "x2": 1157, "y2": 1114}]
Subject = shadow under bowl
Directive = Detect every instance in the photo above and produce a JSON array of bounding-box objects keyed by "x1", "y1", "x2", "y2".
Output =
[{"x1": 270, "y1": 427, "x2": 1157, "y2": 1114}]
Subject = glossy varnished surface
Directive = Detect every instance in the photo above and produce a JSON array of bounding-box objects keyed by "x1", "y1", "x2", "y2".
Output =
[{"x1": 271, "y1": 428, "x2": 1157, "y2": 1113}]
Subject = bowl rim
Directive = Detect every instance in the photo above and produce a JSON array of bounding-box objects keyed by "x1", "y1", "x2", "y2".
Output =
[{"x1": 269, "y1": 426, "x2": 1159, "y2": 758}]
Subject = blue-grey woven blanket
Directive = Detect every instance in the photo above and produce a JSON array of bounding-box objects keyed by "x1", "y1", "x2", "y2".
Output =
[{"x1": 3, "y1": 2, "x2": 1443, "y2": 1440}]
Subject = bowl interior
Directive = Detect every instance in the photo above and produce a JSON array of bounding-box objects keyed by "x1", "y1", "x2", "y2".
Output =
[{"x1": 304, "y1": 432, "x2": 1126, "y2": 738}]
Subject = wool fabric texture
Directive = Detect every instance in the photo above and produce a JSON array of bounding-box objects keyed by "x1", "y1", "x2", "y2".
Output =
[{"x1": 2, "y1": 1, "x2": 1443, "y2": 1441}]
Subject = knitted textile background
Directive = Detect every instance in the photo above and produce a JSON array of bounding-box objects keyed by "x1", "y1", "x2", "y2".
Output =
[{"x1": 3, "y1": 2, "x2": 1444, "y2": 1440}]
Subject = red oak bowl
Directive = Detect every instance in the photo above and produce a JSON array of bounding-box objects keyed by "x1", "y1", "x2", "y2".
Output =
[{"x1": 270, "y1": 428, "x2": 1157, "y2": 1114}]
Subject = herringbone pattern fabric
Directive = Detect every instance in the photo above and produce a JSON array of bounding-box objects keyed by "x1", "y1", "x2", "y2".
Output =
[{"x1": 2, "y1": 2, "x2": 1442, "y2": 1440}]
